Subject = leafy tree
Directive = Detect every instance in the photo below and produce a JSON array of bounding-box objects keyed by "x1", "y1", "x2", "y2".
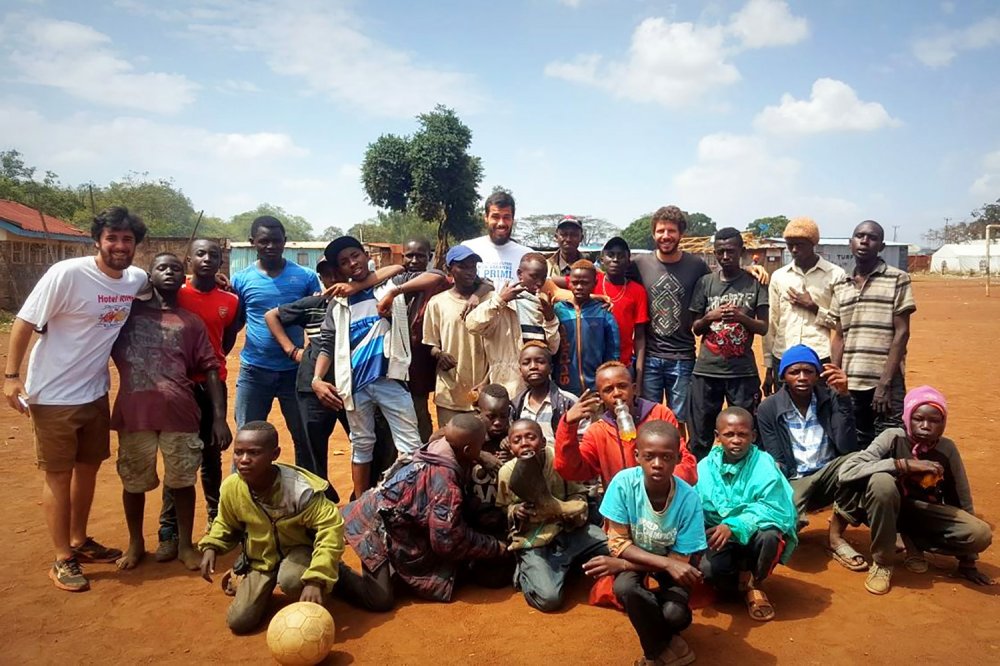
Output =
[
  {"x1": 0, "y1": 149, "x2": 85, "y2": 222},
  {"x1": 686, "y1": 212, "x2": 717, "y2": 236},
  {"x1": 227, "y1": 203, "x2": 314, "y2": 241},
  {"x1": 317, "y1": 225, "x2": 345, "y2": 241},
  {"x1": 746, "y1": 215, "x2": 789, "y2": 238},
  {"x1": 347, "y1": 210, "x2": 437, "y2": 245},
  {"x1": 71, "y1": 172, "x2": 201, "y2": 237},
  {"x1": 361, "y1": 105, "x2": 484, "y2": 267},
  {"x1": 924, "y1": 199, "x2": 1000, "y2": 246},
  {"x1": 517, "y1": 213, "x2": 620, "y2": 248},
  {"x1": 621, "y1": 213, "x2": 654, "y2": 251}
]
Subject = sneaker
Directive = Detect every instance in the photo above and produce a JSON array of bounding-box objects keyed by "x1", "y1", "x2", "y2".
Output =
[
  {"x1": 49, "y1": 557, "x2": 90, "y2": 592},
  {"x1": 72, "y1": 537, "x2": 122, "y2": 564},
  {"x1": 865, "y1": 563, "x2": 893, "y2": 595},
  {"x1": 155, "y1": 538, "x2": 179, "y2": 563}
]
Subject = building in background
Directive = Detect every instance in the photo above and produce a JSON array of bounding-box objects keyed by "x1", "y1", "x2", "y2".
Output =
[
  {"x1": 229, "y1": 240, "x2": 402, "y2": 275},
  {"x1": 0, "y1": 199, "x2": 92, "y2": 309},
  {"x1": 931, "y1": 240, "x2": 1000, "y2": 275}
]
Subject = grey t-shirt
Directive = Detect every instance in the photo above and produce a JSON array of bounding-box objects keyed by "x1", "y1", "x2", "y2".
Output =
[
  {"x1": 632, "y1": 252, "x2": 710, "y2": 360},
  {"x1": 690, "y1": 270, "x2": 769, "y2": 378}
]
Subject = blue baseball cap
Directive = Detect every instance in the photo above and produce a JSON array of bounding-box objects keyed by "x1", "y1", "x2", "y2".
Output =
[{"x1": 445, "y1": 245, "x2": 483, "y2": 266}]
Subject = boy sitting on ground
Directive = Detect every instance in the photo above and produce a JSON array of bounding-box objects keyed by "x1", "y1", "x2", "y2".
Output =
[
  {"x1": 496, "y1": 419, "x2": 608, "y2": 612},
  {"x1": 337, "y1": 414, "x2": 509, "y2": 611},
  {"x1": 198, "y1": 421, "x2": 345, "y2": 634},
  {"x1": 696, "y1": 407, "x2": 797, "y2": 622},
  {"x1": 838, "y1": 385, "x2": 994, "y2": 595},
  {"x1": 582, "y1": 421, "x2": 706, "y2": 666},
  {"x1": 111, "y1": 252, "x2": 231, "y2": 571},
  {"x1": 553, "y1": 260, "x2": 620, "y2": 396}
]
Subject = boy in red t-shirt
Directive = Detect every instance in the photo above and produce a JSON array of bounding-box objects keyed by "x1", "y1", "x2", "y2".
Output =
[
  {"x1": 594, "y1": 237, "x2": 649, "y2": 372},
  {"x1": 112, "y1": 253, "x2": 232, "y2": 570},
  {"x1": 157, "y1": 239, "x2": 240, "y2": 562}
]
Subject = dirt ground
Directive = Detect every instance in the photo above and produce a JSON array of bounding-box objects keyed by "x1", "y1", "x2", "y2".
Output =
[{"x1": 1, "y1": 277, "x2": 999, "y2": 665}]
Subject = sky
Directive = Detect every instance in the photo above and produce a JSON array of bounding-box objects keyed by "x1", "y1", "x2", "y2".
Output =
[{"x1": 1, "y1": 0, "x2": 998, "y2": 244}]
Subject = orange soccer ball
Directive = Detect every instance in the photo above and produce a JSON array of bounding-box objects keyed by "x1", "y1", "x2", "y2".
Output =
[{"x1": 266, "y1": 602, "x2": 335, "y2": 666}]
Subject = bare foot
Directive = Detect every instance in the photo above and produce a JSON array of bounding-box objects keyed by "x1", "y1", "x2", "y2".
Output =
[
  {"x1": 116, "y1": 540, "x2": 145, "y2": 570},
  {"x1": 177, "y1": 544, "x2": 201, "y2": 571}
]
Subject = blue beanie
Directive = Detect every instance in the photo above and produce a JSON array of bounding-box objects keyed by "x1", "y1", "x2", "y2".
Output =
[{"x1": 778, "y1": 344, "x2": 822, "y2": 378}]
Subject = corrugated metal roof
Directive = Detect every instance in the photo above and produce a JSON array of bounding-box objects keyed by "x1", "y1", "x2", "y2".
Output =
[
  {"x1": 0, "y1": 199, "x2": 87, "y2": 237},
  {"x1": 678, "y1": 232, "x2": 784, "y2": 253}
]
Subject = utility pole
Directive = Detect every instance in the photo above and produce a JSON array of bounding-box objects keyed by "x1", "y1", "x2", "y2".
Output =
[{"x1": 892, "y1": 225, "x2": 899, "y2": 242}]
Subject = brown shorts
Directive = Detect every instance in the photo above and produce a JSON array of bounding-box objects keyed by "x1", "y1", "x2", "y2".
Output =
[{"x1": 31, "y1": 394, "x2": 112, "y2": 472}]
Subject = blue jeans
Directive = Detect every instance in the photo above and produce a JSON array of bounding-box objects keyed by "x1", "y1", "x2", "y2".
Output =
[
  {"x1": 345, "y1": 378, "x2": 422, "y2": 464},
  {"x1": 234, "y1": 364, "x2": 309, "y2": 461},
  {"x1": 641, "y1": 356, "x2": 695, "y2": 419},
  {"x1": 516, "y1": 523, "x2": 609, "y2": 612}
]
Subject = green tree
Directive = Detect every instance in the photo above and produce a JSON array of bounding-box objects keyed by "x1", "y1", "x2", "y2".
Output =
[
  {"x1": 517, "y1": 213, "x2": 619, "y2": 247},
  {"x1": 924, "y1": 199, "x2": 1000, "y2": 246},
  {"x1": 227, "y1": 203, "x2": 315, "y2": 241},
  {"x1": 746, "y1": 215, "x2": 790, "y2": 238},
  {"x1": 317, "y1": 225, "x2": 345, "y2": 241},
  {"x1": 361, "y1": 105, "x2": 484, "y2": 267},
  {"x1": 73, "y1": 172, "x2": 201, "y2": 237},
  {"x1": 621, "y1": 213, "x2": 654, "y2": 251},
  {"x1": 347, "y1": 210, "x2": 437, "y2": 244},
  {"x1": 686, "y1": 212, "x2": 717, "y2": 236},
  {"x1": 0, "y1": 149, "x2": 85, "y2": 222}
]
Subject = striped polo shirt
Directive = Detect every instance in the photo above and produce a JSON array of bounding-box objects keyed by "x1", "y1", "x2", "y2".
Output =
[{"x1": 829, "y1": 260, "x2": 916, "y2": 391}]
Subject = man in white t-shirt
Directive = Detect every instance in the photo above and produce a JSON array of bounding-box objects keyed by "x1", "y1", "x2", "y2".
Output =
[
  {"x1": 3, "y1": 206, "x2": 149, "y2": 592},
  {"x1": 461, "y1": 190, "x2": 532, "y2": 290}
]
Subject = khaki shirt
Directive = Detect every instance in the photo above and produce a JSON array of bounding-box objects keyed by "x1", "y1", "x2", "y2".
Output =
[{"x1": 763, "y1": 257, "x2": 846, "y2": 367}]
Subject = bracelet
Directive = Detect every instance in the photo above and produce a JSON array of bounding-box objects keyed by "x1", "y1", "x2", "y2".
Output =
[
  {"x1": 287, "y1": 347, "x2": 300, "y2": 359},
  {"x1": 4, "y1": 372, "x2": 18, "y2": 379}
]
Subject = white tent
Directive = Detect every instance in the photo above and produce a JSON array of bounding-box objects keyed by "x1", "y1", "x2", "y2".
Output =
[{"x1": 930, "y1": 240, "x2": 1000, "y2": 274}]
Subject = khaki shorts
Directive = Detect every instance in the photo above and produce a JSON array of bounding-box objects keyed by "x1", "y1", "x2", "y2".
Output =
[
  {"x1": 32, "y1": 395, "x2": 111, "y2": 472},
  {"x1": 116, "y1": 431, "x2": 203, "y2": 493}
]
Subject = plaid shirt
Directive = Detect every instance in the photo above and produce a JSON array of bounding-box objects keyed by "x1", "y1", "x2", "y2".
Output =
[
  {"x1": 830, "y1": 260, "x2": 916, "y2": 391},
  {"x1": 782, "y1": 394, "x2": 835, "y2": 478},
  {"x1": 342, "y1": 440, "x2": 506, "y2": 602}
]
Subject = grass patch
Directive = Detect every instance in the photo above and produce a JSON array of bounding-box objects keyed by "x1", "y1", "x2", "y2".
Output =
[{"x1": 0, "y1": 310, "x2": 16, "y2": 333}]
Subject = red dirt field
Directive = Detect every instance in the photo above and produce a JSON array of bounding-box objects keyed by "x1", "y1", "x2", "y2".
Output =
[{"x1": 1, "y1": 277, "x2": 999, "y2": 665}]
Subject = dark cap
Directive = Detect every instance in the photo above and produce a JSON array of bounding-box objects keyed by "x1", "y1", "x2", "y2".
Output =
[
  {"x1": 602, "y1": 236, "x2": 630, "y2": 253},
  {"x1": 324, "y1": 236, "x2": 364, "y2": 263},
  {"x1": 557, "y1": 216, "x2": 583, "y2": 231}
]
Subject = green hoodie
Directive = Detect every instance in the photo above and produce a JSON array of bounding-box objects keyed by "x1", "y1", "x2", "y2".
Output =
[{"x1": 199, "y1": 463, "x2": 344, "y2": 593}]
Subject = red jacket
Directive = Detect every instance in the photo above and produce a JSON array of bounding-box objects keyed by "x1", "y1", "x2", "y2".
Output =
[{"x1": 554, "y1": 399, "x2": 698, "y2": 487}]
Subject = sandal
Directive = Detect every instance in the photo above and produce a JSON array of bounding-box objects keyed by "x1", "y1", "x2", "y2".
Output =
[
  {"x1": 72, "y1": 537, "x2": 123, "y2": 564},
  {"x1": 745, "y1": 588, "x2": 775, "y2": 622},
  {"x1": 904, "y1": 555, "x2": 929, "y2": 574},
  {"x1": 827, "y1": 542, "x2": 869, "y2": 572}
]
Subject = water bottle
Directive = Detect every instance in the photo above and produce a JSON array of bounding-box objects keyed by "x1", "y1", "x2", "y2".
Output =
[{"x1": 614, "y1": 399, "x2": 637, "y2": 442}]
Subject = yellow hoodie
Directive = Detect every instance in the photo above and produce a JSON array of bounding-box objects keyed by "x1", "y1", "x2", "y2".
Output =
[{"x1": 199, "y1": 464, "x2": 344, "y2": 593}]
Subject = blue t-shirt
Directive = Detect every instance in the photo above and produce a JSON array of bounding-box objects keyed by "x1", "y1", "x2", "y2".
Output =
[
  {"x1": 232, "y1": 261, "x2": 320, "y2": 371},
  {"x1": 347, "y1": 286, "x2": 391, "y2": 392},
  {"x1": 600, "y1": 467, "x2": 707, "y2": 556}
]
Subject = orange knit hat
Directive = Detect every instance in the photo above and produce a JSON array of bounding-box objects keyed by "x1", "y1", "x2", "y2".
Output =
[{"x1": 783, "y1": 217, "x2": 820, "y2": 245}]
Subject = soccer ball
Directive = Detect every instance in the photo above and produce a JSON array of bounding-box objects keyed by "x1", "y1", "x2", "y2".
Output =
[{"x1": 266, "y1": 601, "x2": 336, "y2": 666}]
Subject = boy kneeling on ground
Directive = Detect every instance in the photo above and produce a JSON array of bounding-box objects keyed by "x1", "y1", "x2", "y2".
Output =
[
  {"x1": 496, "y1": 419, "x2": 608, "y2": 612},
  {"x1": 583, "y1": 421, "x2": 706, "y2": 666},
  {"x1": 198, "y1": 422, "x2": 345, "y2": 634},
  {"x1": 696, "y1": 407, "x2": 798, "y2": 622},
  {"x1": 336, "y1": 414, "x2": 509, "y2": 611}
]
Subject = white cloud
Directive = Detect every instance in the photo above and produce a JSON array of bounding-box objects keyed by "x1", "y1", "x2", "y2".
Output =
[
  {"x1": 672, "y1": 133, "x2": 860, "y2": 232},
  {"x1": 2, "y1": 17, "x2": 198, "y2": 114},
  {"x1": 545, "y1": 18, "x2": 739, "y2": 107},
  {"x1": 753, "y1": 78, "x2": 900, "y2": 134},
  {"x1": 940, "y1": 2, "x2": 956, "y2": 15},
  {"x1": 970, "y1": 148, "x2": 1000, "y2": 196},
  {"x1": 557, "y1": 0, "x2": 583, "y2": 7},
  {"x1": 728, "y1": 0, "x2": 809, "y2": 49},
  {"x1": 179, "y1": 1, "x2": 482, "y2": 118},
  {"x1": 218, "y1": 79, "x2": 262, "y2": 94},
  {"x1": 912, "y1": 16, "x2": 1000, "y2": 67},
  {"x1": 545, "y1": 0, "x2": 807, "y2": 108}
]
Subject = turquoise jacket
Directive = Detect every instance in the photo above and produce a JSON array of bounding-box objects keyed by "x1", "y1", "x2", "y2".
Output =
[{"x1": 696, "y1": 446, "x2": 798, "y2": 562}]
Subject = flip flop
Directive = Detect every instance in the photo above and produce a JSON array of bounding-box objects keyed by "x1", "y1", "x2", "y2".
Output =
[
  {"x1": 827, "y1": 542, "x2": 870, "y2": 572},
  {"x1": 745, "y1": 588, "x2": 775, "y2": 622}
]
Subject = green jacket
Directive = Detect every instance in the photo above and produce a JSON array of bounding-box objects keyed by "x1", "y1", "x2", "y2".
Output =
[
  {"x1": 198, "y1": 464, "x2": 345, "y2": 593},
  {"x1": 696, "y1": 446, "x2": 798, "y2": 562}
]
